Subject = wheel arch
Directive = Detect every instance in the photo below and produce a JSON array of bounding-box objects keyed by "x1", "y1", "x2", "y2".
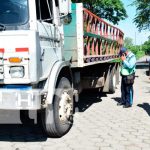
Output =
[
  {"x1": 57, "y1": 66, "x2": 73, "y2": 86},
  {"x1": 45, "y1": 61, "x2": 73, "y2": 105}
]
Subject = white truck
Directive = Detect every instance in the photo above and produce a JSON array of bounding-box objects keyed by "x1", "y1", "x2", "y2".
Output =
[{"x1": 0, "y1": 0, "x2": 124, "y2": 137}]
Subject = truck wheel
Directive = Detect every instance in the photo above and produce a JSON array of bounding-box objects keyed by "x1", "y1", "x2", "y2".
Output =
[
  {"x1": 41, "y1": 77, "x2": 74, "y2": 137},
  {"x1": 109, "y1": 70, "x2": 116, "y2": 93}
]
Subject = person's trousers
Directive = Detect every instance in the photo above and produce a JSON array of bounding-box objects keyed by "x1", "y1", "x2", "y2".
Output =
[{"x1": 121, "y1": 76, "x2": 134, "y2": 105}]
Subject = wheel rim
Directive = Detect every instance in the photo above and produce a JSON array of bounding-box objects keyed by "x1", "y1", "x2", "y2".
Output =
[{"x1": 59, "y1": 90, "x2": 73, "y2": 123}]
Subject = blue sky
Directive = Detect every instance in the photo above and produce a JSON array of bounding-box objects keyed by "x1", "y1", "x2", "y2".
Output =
[{"x1": 116, "y1": 0, "x2": 150, "y2": 45}]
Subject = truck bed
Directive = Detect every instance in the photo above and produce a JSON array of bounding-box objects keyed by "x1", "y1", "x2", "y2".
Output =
[{"x1": 63, "y1": 3, "x2": 124, "y2": 67}]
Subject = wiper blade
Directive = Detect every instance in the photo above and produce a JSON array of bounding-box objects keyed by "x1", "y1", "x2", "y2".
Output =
[{"x1": 0, "y1": 24, "x2": 6, "y2": 31}]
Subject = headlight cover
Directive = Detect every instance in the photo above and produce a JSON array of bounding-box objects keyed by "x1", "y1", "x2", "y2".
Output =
[{"x1": 9, "y1": 66, "x2": 24, "y2": 78}]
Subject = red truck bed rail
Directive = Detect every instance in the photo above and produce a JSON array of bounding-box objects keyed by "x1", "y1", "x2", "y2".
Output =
[
  {"x1": 63, "y1": 3, "x2": 124, "y2": 67},
  {"x1": 83, "y1": 8, "x2": 124, "y2": 63}
]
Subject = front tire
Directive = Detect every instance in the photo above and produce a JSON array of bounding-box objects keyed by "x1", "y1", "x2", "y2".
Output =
[{"x1": 41, "y1": 77, "x2": 74, "y2": 137}]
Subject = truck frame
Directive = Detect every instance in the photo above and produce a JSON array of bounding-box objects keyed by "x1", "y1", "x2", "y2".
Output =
[{"x1": 0, "y1": 0, "x2": 123, "y2": 137}]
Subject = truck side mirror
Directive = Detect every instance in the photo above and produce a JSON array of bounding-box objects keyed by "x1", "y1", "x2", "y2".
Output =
[
  {"x1": 59, "y1": 0, "x2": 71, "y2": 15},
  {"x1": 61, "y1": 13, "x2": 72, "y2": 24}
]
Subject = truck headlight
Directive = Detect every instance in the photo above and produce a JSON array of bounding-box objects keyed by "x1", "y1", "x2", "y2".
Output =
[{"x1": 9, "y1": 66, "x2": 24, "y2": 78}]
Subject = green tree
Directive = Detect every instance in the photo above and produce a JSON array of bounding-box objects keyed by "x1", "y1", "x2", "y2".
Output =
[
  {"x1": 124, "y1": 37, "x2": 133, "y2": 48},
  {"x1": 132, "y1": 0, "x2": 150, "y2": 31},
  {"x1": 129, "y1": 45, "x2": 145, "y2": 59},
  {"x1": 142, "y1": 40, "x2": 150, "y2": 54},
  {"x1": 71, "y1": 0, "x2": 127, "y2": 24},
  {"x1": 128, "y1": 38, "x2": 150, "y2": 59}
]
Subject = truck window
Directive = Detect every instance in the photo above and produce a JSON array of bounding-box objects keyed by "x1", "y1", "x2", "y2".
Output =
[
  {"x1": 0, "y1": 0, "x2": 29, "y2": 25},
  {"x1": 36, "y1": 0, "x2": 53, "y2": 22}
]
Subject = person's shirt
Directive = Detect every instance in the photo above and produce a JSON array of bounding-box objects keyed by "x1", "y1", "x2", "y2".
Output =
[{"x1": 120, "y1": 51, "x2": 136, "y2": 76}]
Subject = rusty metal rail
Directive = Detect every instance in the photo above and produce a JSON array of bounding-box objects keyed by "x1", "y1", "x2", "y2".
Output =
[{"x1": 83, "y1": 8, "x2": 124, "y2": 62}]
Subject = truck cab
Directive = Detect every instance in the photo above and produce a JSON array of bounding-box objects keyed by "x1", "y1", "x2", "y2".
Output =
[
  {"x1": 0, "y1": 0, "x2": 67, "y2": 84},
  {"x1": 0, "y1": 0, "x2": 74, "y2": 137}
]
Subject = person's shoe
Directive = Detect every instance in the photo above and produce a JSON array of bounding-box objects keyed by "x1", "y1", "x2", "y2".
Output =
[
  {"x1": 117, "y1": 102, "x2": 125, "y2": 106},
  {"x1": 123, "y1": 104, "x2": 132, "y2": 108}
]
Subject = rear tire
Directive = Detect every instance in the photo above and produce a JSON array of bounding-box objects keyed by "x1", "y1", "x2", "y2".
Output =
[
  {"x1": 109, "y1": 68, "x2": 116, "y2": 93},
  {"x1": 41, "y1": 77, "x2": 74, "y2": 137}
]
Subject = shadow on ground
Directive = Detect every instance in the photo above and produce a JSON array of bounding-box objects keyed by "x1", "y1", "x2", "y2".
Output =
[
  {"x1": 111, "y1": 97, "x2": 121, "y2": 104},
  {"x1": 75, "y1": 89, "x2": 106, "y2": 112},
  {"x1": 137, "y1": 103, "x2": 150, "y2": 116},
  {"x1": 0, "y1": 123, "x2": 47, "y2": 142}
]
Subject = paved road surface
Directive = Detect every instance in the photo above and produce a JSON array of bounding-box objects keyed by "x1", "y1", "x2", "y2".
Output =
[{"x1": 0, "y1": 65, "x2": 149, "y2": 150}]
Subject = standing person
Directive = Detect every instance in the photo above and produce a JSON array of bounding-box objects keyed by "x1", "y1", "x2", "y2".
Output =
[{"x1": 117, "y1": 47, "x2": 136, "y2": 108}]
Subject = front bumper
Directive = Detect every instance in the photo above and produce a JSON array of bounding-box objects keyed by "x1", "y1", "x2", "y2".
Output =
[{"x1": 0, "y1": 89, "x2": 41, "y2": 110}]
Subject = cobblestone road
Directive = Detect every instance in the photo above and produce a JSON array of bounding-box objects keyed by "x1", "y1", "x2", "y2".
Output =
[{"x1": 0, "y1": 65, "x2": 149, "y2": 150}]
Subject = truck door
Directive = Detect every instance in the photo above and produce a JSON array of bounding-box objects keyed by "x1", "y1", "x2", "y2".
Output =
[{"x1": 35, "y1": 0, "x2": 61, "y2": 78}]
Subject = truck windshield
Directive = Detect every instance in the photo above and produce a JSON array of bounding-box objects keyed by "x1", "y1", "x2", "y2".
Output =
[{"x1": 0, "y1": 0, "x2": 28, "y2": 25}]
